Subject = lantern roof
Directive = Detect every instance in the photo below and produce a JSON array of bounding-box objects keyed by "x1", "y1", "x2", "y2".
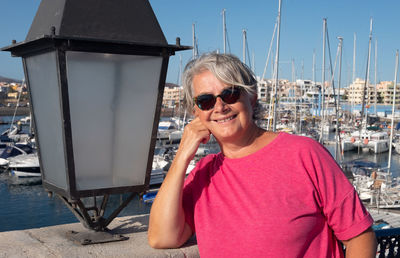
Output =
[{"x1": 26, "y1": 0, "x2": 167, "y2": 46}]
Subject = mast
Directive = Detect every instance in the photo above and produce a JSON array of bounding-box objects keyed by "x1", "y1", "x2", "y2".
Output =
[
  {"x1": 319, "y1": 18, "x2": 327, "y2": 143},
  {"x1": 222, "y1": 9, "x2": 227, "y2": 54},
  {"x1": 292, "y1": 59, "x2": 297, "y2": 133},
  {"x1": 312, "y1": 49, "x2": 317, "y2": 115},
  {"x1": 335, "y1": 37, "x2": 343, "y2": 161},
  {"x1": 352, "y1": 33, "x2": 356, "y2": 117},
  {"x1": 272, "y1": 0, "x2": 282, "y2": 132},
  {"x1": 360, "y1": 18, "x2": 373, "y2": 129},
  {"x1": 242, "y1": 29, "x2": 247, "y2": 64},
  {"x1": 352, "y1": 33, "x2": 356, "y2": 83},
  {"x1": 358, "y1": 18, "x2": 373, "y2": 155},
  {"x1": 192, "y1": 23, "x2": 197, "y2": 58},
  {"x1": 178, "y1": 54, "x2": 183, "y2": 128},
  {"x1": 374, "y1": 39, "x2": 378, "y2": 115},
  {"x1": 388, "y1": 50, "x2": 399, "y2": 174},
  {"x1": 261, "y1": 22, "x2": 277, "y2": 80},
  {"x1": 252, "y1": 52, "x2": 255, "y2": 73}
]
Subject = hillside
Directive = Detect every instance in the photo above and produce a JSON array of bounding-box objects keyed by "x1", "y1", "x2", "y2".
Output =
[{"x1": 0, "y1": 75, "x2": 21, "y2": 83}]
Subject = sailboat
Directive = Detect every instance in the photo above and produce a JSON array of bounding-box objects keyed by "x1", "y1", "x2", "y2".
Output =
[{"x1": 351, "y1": 51, "x2": 400, "y2": 209}]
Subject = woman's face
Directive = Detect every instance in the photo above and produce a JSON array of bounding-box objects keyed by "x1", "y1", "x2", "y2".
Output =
[{"x1": 192, "y1": 70, "x2": 256, "y2": 142}]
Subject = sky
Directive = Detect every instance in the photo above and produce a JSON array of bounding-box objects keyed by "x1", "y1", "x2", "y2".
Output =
[{"x1": 1, "y1": 0, "x2": 400, "y2": 87}]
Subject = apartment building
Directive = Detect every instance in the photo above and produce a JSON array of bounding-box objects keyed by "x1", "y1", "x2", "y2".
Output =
[
  {"x1": 347, "y1": 78, "x2": 400, "y2": 105},
  {"x1": 162, "y1": 83, "x2": 183, "y2": 108},
  {"x1": 256, "y1": 77, "x2": 291, "y2": 103},
  {"x1": 377, "y1": 81, "x2": 400, "y2": 105},
  {"x1": 347, "y1": 78, "x2": 376, "y2": 104}
]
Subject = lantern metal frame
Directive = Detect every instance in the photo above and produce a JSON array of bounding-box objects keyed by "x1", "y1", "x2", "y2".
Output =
[
  {"x1": 2, "y1": 0, "x2": 190, "y2": 238},
  {"x1": 6, "y1": 36, "x2": 186, "y2": 200}
]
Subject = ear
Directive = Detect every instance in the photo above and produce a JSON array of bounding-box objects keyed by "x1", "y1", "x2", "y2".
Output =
[{"x1": 193, "y1": 107, "x2": 199, "y2": 117}]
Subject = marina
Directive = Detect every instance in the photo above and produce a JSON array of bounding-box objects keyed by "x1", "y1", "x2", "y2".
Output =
[
  {"x1": 2, "y1": 105, "x2": 400, "y2": 232},
  {"x1": 1, "y1": 0, "x2": 400, "y2": 256}
]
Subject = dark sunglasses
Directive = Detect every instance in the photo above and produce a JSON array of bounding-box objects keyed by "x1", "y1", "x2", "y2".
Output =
[{"x1": 193, "y1": 86, "x2": 242, "y2": 110}]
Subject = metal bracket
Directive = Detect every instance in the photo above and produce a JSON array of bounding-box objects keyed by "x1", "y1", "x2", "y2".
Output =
[
  {"x1": 66, "y1": 230, "x2": 128, "y2": 245},
  {"x1": 57, "y1": 192, "x2": 137, "y2": 244}
]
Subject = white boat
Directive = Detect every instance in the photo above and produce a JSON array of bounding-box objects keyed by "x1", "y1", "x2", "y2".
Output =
[
  {"x1": 0, "y1": 142, "x2": 36, "y2": 167},
  {"x1": 342, "y1": 129, "x2": 390, "y2": 154},
  {"x1": 157, "y1": 119, "x2": 182, "y2": 144},
  {"x1": 7, "y1": 153, "x2": 40, "y2": 178},
  {"x1": 149, "y1": 147, "x2": 172, "y2": 186},
  {"x1": 10, "y1": 169, "x2": 40, "y2": 178}
]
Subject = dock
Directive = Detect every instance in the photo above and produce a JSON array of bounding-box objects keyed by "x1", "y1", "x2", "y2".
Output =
[
  {"x1": 0, "y1": 106, "x2": 30, "y2": 117},
  {"x1": 369, "y1": 208, "x2": 400, "y2": 228},
  {"x1": 0, "y1": 214, "x2": 199, "y2": 257}
]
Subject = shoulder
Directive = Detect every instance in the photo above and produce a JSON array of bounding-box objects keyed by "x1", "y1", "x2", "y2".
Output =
[
  {"x1": 273, "y1": 133, "x2": 336, "y2": 166},
  {"x1": 187, "y1": 153, "x2": 220, "y2": 177},
  {"x1": 275, "y1": 132, "x2": 323, "y2": 151},
  {"x1": 184, "y1": 153, "x2": 221, "y2": 189},
  {"x1": 197, "y1": 153, "x2": 220, "y2": 167}
]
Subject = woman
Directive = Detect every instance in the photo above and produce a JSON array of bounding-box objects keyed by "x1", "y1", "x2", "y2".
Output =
[{"x1": 148, "y1": 53, "x2": 376, "y2": 257}]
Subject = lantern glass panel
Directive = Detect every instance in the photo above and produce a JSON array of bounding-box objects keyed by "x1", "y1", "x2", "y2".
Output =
[
  {"x1": 66, "y1": 51, "x2": 162, "y2": 191},
  {"x1": 25, "y1": 51, "x2": 68, "y2": 189}
]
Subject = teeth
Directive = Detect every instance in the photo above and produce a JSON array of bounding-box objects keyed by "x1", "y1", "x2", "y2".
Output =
[{"x1": 217, "y1": 116, "x2": 234, "y2": 123}]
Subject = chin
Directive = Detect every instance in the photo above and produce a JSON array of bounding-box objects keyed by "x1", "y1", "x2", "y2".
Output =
[{"x1": 213, "y1": 128, "x2": 241, "y2": 140}]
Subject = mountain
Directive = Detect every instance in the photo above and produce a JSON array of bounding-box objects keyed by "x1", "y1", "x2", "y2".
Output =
[
  {"x1": 165, "y1": 82, "x2": 179, "y2": 88},
  {"x1": 0, "y1": 76, "x2": 21, "y2": 83}
]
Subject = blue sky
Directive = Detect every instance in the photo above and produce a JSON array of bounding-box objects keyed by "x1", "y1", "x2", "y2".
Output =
[{"x1": 1, "y1": 0, "x2": 400, "y2": 87}]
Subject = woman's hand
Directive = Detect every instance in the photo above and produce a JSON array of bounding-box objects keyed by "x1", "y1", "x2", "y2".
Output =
[
  {"x1": 176, "y1": 117, "x2": 211, "y2": 163},
  {"x1": 148, "y1": 118, "x2": 209, "y2": 248}
]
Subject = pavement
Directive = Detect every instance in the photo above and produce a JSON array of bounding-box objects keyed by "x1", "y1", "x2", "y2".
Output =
[{"x1": 0, "y1": 214, "x2": 199, "y2": 258}]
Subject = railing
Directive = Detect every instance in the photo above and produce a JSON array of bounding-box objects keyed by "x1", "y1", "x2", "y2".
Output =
[{"x1": 375, "y1": 228, "x2": 400, "y2": 258}]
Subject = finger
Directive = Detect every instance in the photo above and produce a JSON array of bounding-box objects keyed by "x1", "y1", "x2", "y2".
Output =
[{"x1": 201, "y1": 133, "x2": 210, "y2": 144}]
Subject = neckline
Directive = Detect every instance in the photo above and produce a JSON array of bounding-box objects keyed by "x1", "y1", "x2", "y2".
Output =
[{"x1": 218, "y1": 132, "x2": 285, "y2": 163}]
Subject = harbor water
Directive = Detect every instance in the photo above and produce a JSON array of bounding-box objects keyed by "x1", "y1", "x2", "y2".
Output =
[
  {"x1": 0, "y1": 116, "x2": 152, "y2": 232},
  {"x1": 2, "y1": 112, "x2": 400, "y2": 232}
]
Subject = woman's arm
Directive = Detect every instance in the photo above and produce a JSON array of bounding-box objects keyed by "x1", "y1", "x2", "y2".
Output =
[
  {"x1": 148, "y1": 118, "x2": 210, "y2": 248},
  {"x1": 341, "y1": 227, "x2": 377, "y2": 258}
]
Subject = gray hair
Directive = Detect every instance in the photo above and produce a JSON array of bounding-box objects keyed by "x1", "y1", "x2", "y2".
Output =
[{"x1": 182, "y1": 52, "x2": 258, "y2": 115}]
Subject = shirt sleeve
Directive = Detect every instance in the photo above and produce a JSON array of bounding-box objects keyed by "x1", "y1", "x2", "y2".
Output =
[{"x1": 305, "y1": 140, "x2": 373, "y2": 241}]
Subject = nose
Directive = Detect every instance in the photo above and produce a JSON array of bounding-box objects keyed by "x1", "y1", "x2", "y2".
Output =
[{"x1": 213, "y1": 96, "x2": 228, "y2": 112}]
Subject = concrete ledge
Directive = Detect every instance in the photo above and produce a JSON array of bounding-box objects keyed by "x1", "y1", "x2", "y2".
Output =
[{"x1": 0, "y1": 214, "x2": 199, "y2": 258}]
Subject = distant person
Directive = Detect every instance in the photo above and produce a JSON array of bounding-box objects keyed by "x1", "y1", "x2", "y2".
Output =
[{"x1": 148, "y1": 52, "x2": 377, "y2": 257}]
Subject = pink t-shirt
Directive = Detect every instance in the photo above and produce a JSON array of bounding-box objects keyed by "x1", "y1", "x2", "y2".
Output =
[{"x1": 182, "y1": 132, "x2": 373, "y2": 258}]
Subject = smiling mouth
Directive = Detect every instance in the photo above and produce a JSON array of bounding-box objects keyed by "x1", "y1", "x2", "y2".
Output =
[{"x1": 215, "y1": 114, "x2": 237, "y2": 123}]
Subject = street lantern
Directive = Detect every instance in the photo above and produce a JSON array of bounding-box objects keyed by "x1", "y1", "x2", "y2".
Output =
[{"x1": 2, "y1": 0, "x2": 189, "y2": 244}]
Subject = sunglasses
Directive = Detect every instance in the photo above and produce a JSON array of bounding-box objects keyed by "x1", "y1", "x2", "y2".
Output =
[{"x1": 193, "y1": 86, "x2": 242, "y2": 111}]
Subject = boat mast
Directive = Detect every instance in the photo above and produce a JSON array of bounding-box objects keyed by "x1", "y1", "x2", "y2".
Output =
[
  {"x1": 374, "y1": 39, "x2": 378, "y2": 115},
  {"x1": 319, "y1": 18, "x2": 327, "y2": 143},
  {"x1": 352, "y1": 33, "x2": 356, "y2": 118},
  {"x1": 222, "y1": 9, "x2": 227, "y2": 54},
  {"x1": 272, "y1": 0, "x2": 282, "y2": 132},
  {"x1": 360, "y1": 18, "x2": 373, "y2": 129},
  {"x1": 252, "y1": 52, "x2": 255, "y2": 72},
  {"x1": 292, "y1": 59, "x2": 297, "y2": 133},
  {"x1": 192, "y1": 23, "x2": 197, "y2": 58},
  {"x1": 335, "y1": 37, "x2": 343, "y2": 161},
  {"x1": 358, "y1": 18, "x2": 373, "y2": 155},
  {"x1": 352, "y1": 33, "x2": 356, "y2": 83},
  {"x1": 178, "y1": 54, "x2": 183, "y2": 129},
  {"x1": 312, "y1": 49, "x2": 316, "y2": 115},
  {"x1": 261, "y1": 22, "x2": 277, "y2": 80},
  {"x1": 242, "y1": 29, "x2": 247, "y2": 64},
  {"x1": 388, "y1": 50, "x2": 399, "y2": 175}
]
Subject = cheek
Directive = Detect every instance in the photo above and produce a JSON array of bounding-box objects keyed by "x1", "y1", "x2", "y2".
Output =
[{"x1": 241, "y1": 99, "x2": 254, "y2": 117}]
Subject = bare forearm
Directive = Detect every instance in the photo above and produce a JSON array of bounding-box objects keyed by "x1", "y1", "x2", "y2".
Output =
[
  {"x1": 148, "y1": 118, "x2": 210, "y2": 248},
  {"x1": 343, "y1": 228, "x2": 377, "y2": 258},
  {"x1": 148, "y1": 153, "x2": 192, "y2": 248}
]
